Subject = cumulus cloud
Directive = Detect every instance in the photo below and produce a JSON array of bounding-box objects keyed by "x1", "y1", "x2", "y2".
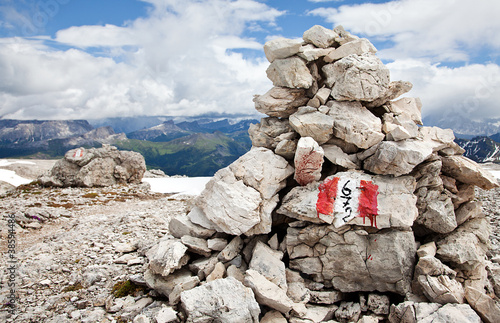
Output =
[
  {"x1": 308, "y1": 0, "x2": 344, "y2": 3},
  {"x1": 387, "y1": 59, "x2": 500, "y2": 119},
  {"x1": 0, "y1": 0, "x2": 283, "y2": 120}
]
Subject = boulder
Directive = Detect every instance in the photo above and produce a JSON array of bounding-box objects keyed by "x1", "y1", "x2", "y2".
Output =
[
  {"x1": 437, "y1": 231, "x2": 486, "y2": 271},
  {"x1": 324, "y1": 38, "x2": 377, "y2": 62},
  {"x1": 326, "y1": 100, "x2": 385, "y2": 149},
  {"x1": 195, "y1": 168, "x2": 262, "y2": 235},
  {"x1": 248, "y1": 117, "x2": 296, "y2": 149},
  {"x1": 389, "y1": 302, "x2": 481, "y2": 323},
  {"x1": 415, "y1": 189, "x2": 457, "y2": 234},
  {"x1": 365, "y1": 81, "x2": 413, "y2": 108},
  {"x1": 253, "y1": 87, "x2": 309, "y2": 118},
  {"x1": 266, "y1": 57, "x2": 314, "y2": 89},
  {"x1": 180, "y1": 277, "x2": 260, "y2": 322},
  {"x1": 465, "y1": 286, "x2": 500, "y2": 323},
  {"x1": 294, "y1": 137, "x2": 324, "y2": 186},
  {"x1": 298, "y1": 44, "x2": 333, "y2": 62},
  {"x1": 168, "y1": 213, "x2": 216, "y2": 239},
  {"x1": 146, "y1": 237, "x2": 190, "y2": 277},
  {"x1": 322, "y1": 144, "x2": 360, "y2": 170},
  {"x1": 264, "y1": 38, "x2": 303, "y2": 63},
  {"x1": 324, "y1": 54, "x2": 390, "y2": 102},
  {"x1": 441, "y1": 155, "x2": 499, "y2": 190},
  {"x1": 279, "y1": 171, "x2": 417, "y2": 229},
  {"x1": 303, "y1": 25, "x2": 338, "y2": 48},
  {"x1": 275, "y1": 139, "x2": 298, "y2": 159},
  {"x1": 289, "y1": 107, "x2": 334, "y2": 145},
  {"x1": 417, "y1": 275, "x2": 465, "y2": 304},
  {"x1": 333, "y1": 25, "x2": 359, "y2": 45},
  {"x1": 287, "y1": 225, "x2": 416, "y2": 294},
  {"x1": 39, "y1": 145, "x2": 146, "y2": 187},
  {"x1": 388, "y1": 97, "x2": 423, "y2": 125},
  {"x1": 382, "y1": 112, "x2": 419, "y2": 141},
  {"x1": 229, "y1": 147, "x2": 294, "y2": 199},
  {"x1": 249, "y1": 241, "x2": 287, "y2": 290},
  {"x1": 244, "y1": 269, "x2": 295, "y2": 315},
  {"x1": 363, "y1": 140, "x2": 434, "y2": 177}
]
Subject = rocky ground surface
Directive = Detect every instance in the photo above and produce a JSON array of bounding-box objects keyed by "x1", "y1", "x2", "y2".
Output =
[{"x1": 0, "y1": 160, "x2": 498, "y2": 323}]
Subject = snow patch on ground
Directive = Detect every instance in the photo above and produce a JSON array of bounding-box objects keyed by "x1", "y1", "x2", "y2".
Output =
[
  {"x1": 0, "y1": 169, "x2": 33, "y2": 186},
  {"x1": 0, "y1": 160, "x2": 36, "y2": 167},
  {"x1": 489, "y1": 171, "x2": 500, "y2": 179},
  {"x1": 142, "y1": 177, "x2": 211, "y2": 196}
]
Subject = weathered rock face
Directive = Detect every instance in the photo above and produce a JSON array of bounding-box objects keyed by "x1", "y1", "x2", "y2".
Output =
[
  {"x1": 140, "y1": 24, "x2": 500, "y2": 323},
  {"x1": 287, "y1": 224, "x2": 416, "y2": 294},
  {"x1": 180, "y1": 277, "x2": 260, "y2": 322},
  {"x1": 192, "y1": 147, "x2": 293, "y2": 236},
  {"x1": 39, "y1": 144, "x2": 146, "y2": 187},
  {"x1": 324, "y1": 53, "x2": 390, "y2": 102}
]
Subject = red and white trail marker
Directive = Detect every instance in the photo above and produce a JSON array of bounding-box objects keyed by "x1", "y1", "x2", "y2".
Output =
[
  {"x1": 73, "y1": 149, "x2": 84, "y2": 158},
  {"x1": 316, "y1": 175, "x2": 379, "y2": 228}
]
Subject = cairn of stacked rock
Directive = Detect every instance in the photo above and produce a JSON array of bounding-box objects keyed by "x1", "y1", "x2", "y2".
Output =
[{"x1": 143, "y1": 25, "x2": 500, "y2": 322}]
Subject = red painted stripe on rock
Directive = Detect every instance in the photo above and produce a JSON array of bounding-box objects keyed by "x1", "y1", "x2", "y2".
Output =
[
  {"x1": 358, "y1": 180, "x2": 379, "y2": 228},
  {"x1": 316, "y1": 177, "x2": 340, "y2": 217}
]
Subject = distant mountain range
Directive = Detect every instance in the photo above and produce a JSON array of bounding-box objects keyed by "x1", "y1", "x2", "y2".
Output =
[
  {"x1": 456, "y1": 136, "x2": 500, "y2": 164},
  {"x1": 2, "y1": 114, "x2": 499, "y2": 176},
  {"x1": 423, "y1": 114, "x2": 500, "y2": 138},
  {"x1": 0, "y1": 117, "x2": 258, "y2": 176}
]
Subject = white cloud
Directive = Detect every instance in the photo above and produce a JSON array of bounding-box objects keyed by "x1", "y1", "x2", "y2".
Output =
[
  {"x1": 308, "y1": 0, "x2": 343, "y2": 3},
  {"x1": 387, "y1": 60, "x2": 500, "y2": 120},
  {"x1": 0, "y1": 0, "x2": 283, "y2": 120}
]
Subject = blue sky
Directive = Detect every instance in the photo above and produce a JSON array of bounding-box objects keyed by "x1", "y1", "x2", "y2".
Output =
[{"x1": 0, "y1": 0, "x2": 499, "y2": 121}]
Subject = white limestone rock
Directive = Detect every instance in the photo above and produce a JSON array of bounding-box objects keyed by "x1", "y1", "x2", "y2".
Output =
[
  {"x1": 323, "y1": 54, "x2": 390, "y2": 102},
  {"x1": 248, "y1": 117, "x2": 296, "y2": 150},
  {"x1": 363, "y1": 140, "x2": 435, "y2": 177},
  {"x1": 279, "y1": 171, "x2": 417, "y2": 229},
  {"x1": 303, "y1": 25, "x2": 338, "y2": 48},
  {"x1": 382, "y1": 112, "x2": 419, "y2": 141},
  {"x1": 415, "y1": 189, "x2": 457, "y2": 234},
  {"x1": 264, "y1": 37, "x2": 303, "y2": 63},
  {"x1": 249, "y1": 241, "x2": 287, "y2": 291},
  {"x1": 287, "y1": 226, "x2": 416, "y2": 295},
  {"x1": 229, "y1": 147, "x2": 294, "y2": 199},
  {"x1": 196, "y1": 168, "x2": 262, "y2": 236},
  {"x1": 465, "y1": 286, "x2": 500, "y2": 323},
  {"x1": 168, "y1": 213, "x2": 216, "y2": 239},
  {"x1": 322, "y1": 144, "x2": 360, "y2": 169},
  {"x1": 324, "y1": 38, "x2": 377, "y2": 63},
  {"x1": 441, "y1": 155, "x2": 500, "y2": 190},
  {"x1": 326, "y1": 101, "x2": 385, "y2": 149},
  {"x1": 333, "y1": 25, "x2": 359, "y2": 45},
  {"x1": 293, "y1": 137, "x2": 324, "y2": 186},
  {"x1": 253, "y1": 87, "x2": 309, "y2": 118},
  {"x1": 289, "y1": 107, "x2": 334, "y2": 145},
  {"x1": 388, "y1": 97, "x2": 423, "y2": 125},
  {"x1": 244, "y1": 269, "x2": 295, "y2": 315},
  {"x1": 417, "y1": 275, "x2": 465, "y2": 304},
  {"x1": 365, "y1": 80, "x2": 413, "y2": 108},
  {"x1": 266, "y1": 57, "x2": 313, "y2": 89},
  {"x1": 180, "y1": 277, "x2": 260, "y2": 323},
  {"x1": 298, "y1": 44, "x2": 333, "y2": 62},
  {"x1": 389, "y1": 302, "x2": 481, "y2": 323},
  {"x1": 146, "y1": 237, "x2": 190, "y2": 277}
]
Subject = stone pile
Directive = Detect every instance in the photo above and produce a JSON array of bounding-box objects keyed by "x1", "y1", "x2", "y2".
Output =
[
  {"x1": 39, "y1": 144, "x2": 146, "y2": 187},
  {"x1": 143, "y1": 25, "x2": 500, "y2": 322}
]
